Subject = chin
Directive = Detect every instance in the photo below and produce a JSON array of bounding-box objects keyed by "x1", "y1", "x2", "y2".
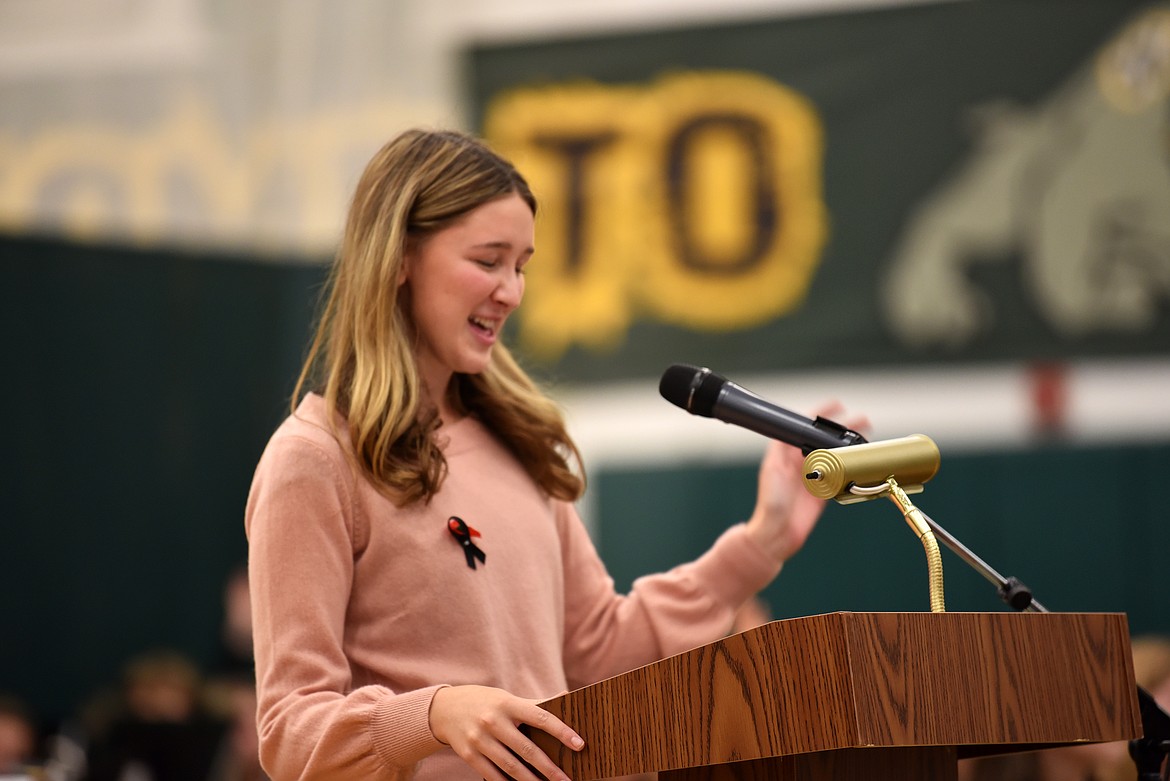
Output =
[{"x1": 456, "y1": 352, "x2": 493, "y2": 377}]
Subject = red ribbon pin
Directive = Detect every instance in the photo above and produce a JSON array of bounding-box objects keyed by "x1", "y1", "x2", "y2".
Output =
[{"x1": 447, "y1": 516, "x2": 486, "y2": 570}]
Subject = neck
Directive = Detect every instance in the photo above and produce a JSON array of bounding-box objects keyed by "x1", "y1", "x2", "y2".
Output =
[{"x1": 426, "y1": 375, "x2": 463, "y2": 426}]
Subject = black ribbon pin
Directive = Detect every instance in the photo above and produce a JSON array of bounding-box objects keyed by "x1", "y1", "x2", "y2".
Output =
[{"x1": 447, "y1": 516, "x2": 486, "y2": 570}]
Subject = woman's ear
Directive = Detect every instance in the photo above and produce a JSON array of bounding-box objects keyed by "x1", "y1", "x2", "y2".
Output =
[{"x1": 398, "y1": 249, "x2": 412, "y2": 288}]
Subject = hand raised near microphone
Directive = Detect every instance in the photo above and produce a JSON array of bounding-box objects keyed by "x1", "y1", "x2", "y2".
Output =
[
  {"x1": 745, "y1": 402, "x2": 870, "y2": 563},
  {"x1": 429, "y1": 684, "x2": 584, "y2": 781}
]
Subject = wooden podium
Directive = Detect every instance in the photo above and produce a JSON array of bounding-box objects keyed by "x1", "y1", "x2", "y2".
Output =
[{"x1": 533, "y1": 612, "x2": 1142, "y2": 780}]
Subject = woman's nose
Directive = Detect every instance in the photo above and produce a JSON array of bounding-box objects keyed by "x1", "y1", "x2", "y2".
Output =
[{"x1": 493, "y1": 270, "x2": 524, "y2": 308}]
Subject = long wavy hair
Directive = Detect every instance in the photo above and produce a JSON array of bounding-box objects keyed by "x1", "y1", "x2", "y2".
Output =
[{"x1": 292, "y1": 128, "x2": 584, "y2": 505}]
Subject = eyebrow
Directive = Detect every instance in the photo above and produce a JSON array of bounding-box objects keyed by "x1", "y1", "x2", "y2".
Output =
[{"x1": 471, "y1": 241, "x2": 535, "y2": 255}]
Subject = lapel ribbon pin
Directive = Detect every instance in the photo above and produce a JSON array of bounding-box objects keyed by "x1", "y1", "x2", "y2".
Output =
[{"x1": 447, "y1": 516, "x2": 486, "y2": 570}]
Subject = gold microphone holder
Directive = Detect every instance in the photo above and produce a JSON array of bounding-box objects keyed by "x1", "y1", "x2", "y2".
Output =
[
  {"x1": 851, "y1": 478, "x2": 946, "y2": 613},
  {"x1": 803, "y1": 436, "x2": 946, "y2": 613}
]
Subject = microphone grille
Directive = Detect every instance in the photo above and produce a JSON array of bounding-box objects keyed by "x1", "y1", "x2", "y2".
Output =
[{"x1": 659, "y1": 364, "x2": 725, "y2": 416}]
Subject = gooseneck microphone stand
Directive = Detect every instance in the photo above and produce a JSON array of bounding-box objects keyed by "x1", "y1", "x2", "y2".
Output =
[
  {"x1": 917, "y1": 510, "x2": 1047, "y2": 613},
  {"x1": 916, "y1": 509, "x2": 1170, "y2": 780}
]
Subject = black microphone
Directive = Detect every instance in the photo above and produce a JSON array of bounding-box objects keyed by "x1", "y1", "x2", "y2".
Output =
[{"x1": 658, "y1": 364, "x2": 867, "y2": 455}]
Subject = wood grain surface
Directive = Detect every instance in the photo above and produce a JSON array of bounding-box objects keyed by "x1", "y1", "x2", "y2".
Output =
[
  {"x1": 661, "y1": 746, "x2": 958, "y2": 780},
  {"x1": 532, "y1": 612, "x2": 1140, "y2": 781}
]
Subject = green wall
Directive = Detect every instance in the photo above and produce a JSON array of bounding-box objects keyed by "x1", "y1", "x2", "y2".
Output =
[
  {"x1": 595, "y1": 443, "x2": 1170, "y2": 635},
  {"x1": 1, "y1": 236, "x2": 325, "y2": 723}
]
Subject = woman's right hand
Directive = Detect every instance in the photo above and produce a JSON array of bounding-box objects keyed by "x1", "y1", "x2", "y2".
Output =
[{"x1": 428, "y1": 684, "x2": 585, "y2": 781}]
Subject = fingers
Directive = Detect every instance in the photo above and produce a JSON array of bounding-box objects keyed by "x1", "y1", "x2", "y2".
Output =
[
  {"x1": 430, "y1": 685, "x2": 583, "y2": 781},
  {"x1": 463, "y1": 732, "x2": 549, "y2": 781},
  {"x1": 480, "y1": 727, "x2": 569, "y2": 781},
  {"x1": 522, "y1": 701, "x2": 585, "y2": 753},
  {"x1": 448, "y1": 722, "x2": 560, "y2": 781},
  {"x1": 494, "y1": 702, "x2": 582, "y2": 781}
]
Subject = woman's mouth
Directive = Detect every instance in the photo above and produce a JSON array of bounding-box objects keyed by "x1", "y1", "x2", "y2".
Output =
[{"x1": 469, "y1": 316, "x2": 497, "y2": 338}]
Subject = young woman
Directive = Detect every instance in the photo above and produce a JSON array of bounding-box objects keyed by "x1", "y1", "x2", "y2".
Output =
[{"x1": 246, "y1": 128, "x2": 850, "y2": 781}]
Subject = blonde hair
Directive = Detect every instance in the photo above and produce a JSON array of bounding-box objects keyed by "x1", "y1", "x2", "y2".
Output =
[{"x1": 293, "y1": 129, "x2": 584, "y2": 505}]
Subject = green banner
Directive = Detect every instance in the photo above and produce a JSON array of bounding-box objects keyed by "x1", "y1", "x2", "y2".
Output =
[{"x1": 469, "y1": 0, "x2": 1170, "y2": 383}]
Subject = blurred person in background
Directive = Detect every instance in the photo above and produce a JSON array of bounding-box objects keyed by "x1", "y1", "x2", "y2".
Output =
[
  {"x1": 0, "y1": 694, "x2": 39, "y2": 771},
  {"x1": 81, "y1": 650, "x2": 226, "y2": 781},
  {"x1": 213, "y1": 565, "x2": 255, "y2": 681},
  {"x1": 203, "y1": 677, "x2": 267, "y2": 781},
  {"x1": 246, "y1": 128, "x2": 862, "y2": 781},
  {"x1": 203, "y1": 565, "x2": 266, "y2": 781}
]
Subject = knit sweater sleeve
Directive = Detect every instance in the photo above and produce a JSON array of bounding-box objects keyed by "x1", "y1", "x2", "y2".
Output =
[
  {"x1": 556, "y1": 504, "x2": 783, "y2": 690},
  {"x1": 245, "y1": 428, "x2": 446, "y2": 780}
]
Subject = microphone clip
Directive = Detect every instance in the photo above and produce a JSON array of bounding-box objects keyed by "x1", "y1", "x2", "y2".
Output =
[{"x1": 808, "y1": 415, "x2": 866, "y2": 455}]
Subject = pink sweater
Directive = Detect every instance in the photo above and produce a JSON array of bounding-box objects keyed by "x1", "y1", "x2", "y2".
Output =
[{"x1": 245, "y1": 394, "x2": 782, "y2": 780}]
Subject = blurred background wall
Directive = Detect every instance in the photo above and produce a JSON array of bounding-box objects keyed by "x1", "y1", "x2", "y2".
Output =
[{"x1": 2, "y1": 0, "x2": 1168, "y2": 728}]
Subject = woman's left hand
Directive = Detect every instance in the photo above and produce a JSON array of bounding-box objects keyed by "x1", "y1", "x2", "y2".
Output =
[{"x1": 744, "y1": 402, "x2": 869, "y2": 562}]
